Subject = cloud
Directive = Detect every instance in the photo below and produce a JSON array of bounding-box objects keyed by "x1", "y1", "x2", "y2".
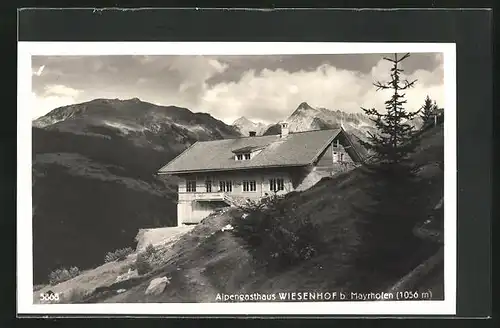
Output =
[
  {"x1": 32, "y1": 85, "x2": 83, "y2": 119},
  {"x1": 44, "y1": 84, "x2": 81, "y2": 98},
  {"x1": 31, "y1": 53, "x2": 444, "y2": 124},
  {"x1": 167, "y1": 56, "x2": 228, "y2": 94},
  {"x1": 32, "y1": 92, "x2": 77, "y2": 119},
  {"x1": 199, "y1": 54, "x2": 445, "y2": 124}
]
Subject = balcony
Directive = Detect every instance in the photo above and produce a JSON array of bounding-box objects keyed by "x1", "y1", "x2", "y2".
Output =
[
  {"x1": 178, "y1": 192, "x2": 226, "y2": 202},
  {"x1": 332, "y1": 145, "x2": 342, "y2": 151}
]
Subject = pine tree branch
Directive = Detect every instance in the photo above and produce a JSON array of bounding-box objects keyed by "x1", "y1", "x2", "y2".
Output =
[
  {"x1": 398, "y1": 79, "x2": 417, "y2": 89},
  {"x1": 382, "y1": 56, "x2": 397, "y2": 63},
  {"x1": 374, "y1": 81, "x2": 391, "y2": 91},
  {"x1": 398, "y1": 53, "x2": 411, "y2": 62}
]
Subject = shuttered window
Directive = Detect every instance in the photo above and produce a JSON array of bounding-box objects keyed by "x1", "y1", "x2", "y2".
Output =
[
  {"x1": 205, "y1": 179, "x2": 212, "y2": 192},
  {"x1": 186, "y1": 180, "x2": 197, "y2": 192},
  {"x1": 219, "y1": 180, "x2": 233, "y2": 192},
  {"x1": 269, "y1": 178, "x2": 284, "y2": 192},
  {"x1": 243, "y1": 180, "x2": 257, "y2": 192}
]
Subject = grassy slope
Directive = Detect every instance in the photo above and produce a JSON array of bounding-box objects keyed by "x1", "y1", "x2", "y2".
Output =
[
  {"x1": 32, "y1": 127, "x2": 180, "y2": 284},
  {"x1": 33, "y1": 226, "x2": 195, "y2": 303},
  {"x1": 33, "y1": 159, "x2": 177, "y2": 283},
  {"x1": 93, "y1": 125, "x2": 444, "y2": 303}
]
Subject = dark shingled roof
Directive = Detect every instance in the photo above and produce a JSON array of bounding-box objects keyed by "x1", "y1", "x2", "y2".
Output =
[
  {"x1": 231, "y1": 145, "x2": 266, "y2": 154},
  {"x1": 158, "y1": 128, "x2": 343, "y2": 174}
]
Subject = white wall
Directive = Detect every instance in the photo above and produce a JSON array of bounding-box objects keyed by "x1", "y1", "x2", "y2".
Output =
[
  {"x1": 178, "y1": 199, "x2": 230, "y2": 225},
  {"x1": 178, "y1": 171, "x2": 293, "y2": 199},
  {"x1": 176, "y1": 170, "x2": 295, "y2": 225},
  {"x1": 177, "y1": 201, "x2": 192, "y2": 226}
]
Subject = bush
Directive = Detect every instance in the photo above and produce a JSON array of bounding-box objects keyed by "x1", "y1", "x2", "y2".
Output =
[
  {"x1": 238, "y1": 193, "x2": 283, "y2": 214},
  {"x1": 135, "y1": 252, "x2": 153, "y2": 275},
  {"x1": 48, "y1": 266, "x2": 80, "y2": 285},
  {"x1": 134, "y1": 243, "x2": 164, "y2": 275},
  {"x1": 145, "y1": 244, "x2": 156, "y2": 257},
  {"x1": 104, "y1": 247, "x2": 134, "y2": 263},
  {"x1": 232, "y1": 195, "x2": 326, "y2": 273},
  {"x1": 68, "y1": 266, "x2": 80, "y2": 277}
]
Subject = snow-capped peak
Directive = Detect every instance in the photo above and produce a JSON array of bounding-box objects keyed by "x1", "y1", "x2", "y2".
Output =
[
  {"x1": 232, "y1": 116, "x2": 268, "y2": 136},
  {"x1": 296, "y1": 102, "x2": 315, "y2": 111},
  {"x1": 232, "y1": 116, "x2": 253, "y2": 126}
]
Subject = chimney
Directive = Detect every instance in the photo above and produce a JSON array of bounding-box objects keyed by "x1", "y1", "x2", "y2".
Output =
[
  {"x1": 280, "y1": 122, "x2": 289, "y2": 138},
  {"x1": 249, "y1": 131, "x2": 256, "y2": 137}
]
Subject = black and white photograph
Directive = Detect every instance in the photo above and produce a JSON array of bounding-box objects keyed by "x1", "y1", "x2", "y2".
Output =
[{"x1": 17, "y1": 41, "x2": 456, "y2": 316}]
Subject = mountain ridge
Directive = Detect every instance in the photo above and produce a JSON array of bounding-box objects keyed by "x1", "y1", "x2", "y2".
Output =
[
  {"x1": 262, "y1": 102, "x2": 377, "y2": 160},
  {"x1": 32, "y1": 98, "x2": 241, "y2": 284},
  {"x1": 231, "y1": 116, "x2": 269, "y2": 136}
]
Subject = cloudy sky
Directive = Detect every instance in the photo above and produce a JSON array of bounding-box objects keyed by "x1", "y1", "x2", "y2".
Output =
[{"x1": 32, "y1": 53, "x2": 444, "y2": 125}]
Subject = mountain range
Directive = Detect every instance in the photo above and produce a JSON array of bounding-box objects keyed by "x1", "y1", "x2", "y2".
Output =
[
  {"x1": 32, "y1": 97, "x2": 381, "y2": 284},
  {"x1": 263, "y1": 101, "x2": 374, "y2": 137},
  {"x1": 231, "y1": 102, "x2": 380, "y2": 140}
]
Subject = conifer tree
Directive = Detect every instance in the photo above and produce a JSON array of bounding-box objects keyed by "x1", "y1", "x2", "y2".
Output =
[
  {"x1": 360, "y1": 53, "x2": 421, "y2": 165},
  {"x1": 354, "y1": 54, "x2": 427, "y2": 273},
  {"x1": 420, "y1": 95, "x2": 438, "y2": 127}
]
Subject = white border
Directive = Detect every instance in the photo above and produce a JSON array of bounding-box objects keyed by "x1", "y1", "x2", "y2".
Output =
[{"x1": 17, "y1": 42, "x2": 456, "y2": 316}]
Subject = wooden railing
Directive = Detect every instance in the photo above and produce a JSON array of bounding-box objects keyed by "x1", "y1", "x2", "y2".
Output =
[{"x1": 223, "y1": 194, "x2": 251, "y2": 207}]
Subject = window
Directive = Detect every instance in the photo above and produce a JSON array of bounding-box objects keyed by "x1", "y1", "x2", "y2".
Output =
[
  {"x1": 236, "y1": 153, "x2": 251, "y2": 161},
  {"x1": 333, "y1": 151, "x2": 339, "y2": 163},
  {"x1": 205, "y1": 179, "x2": 212, "y2": 192},
  {"x1": 243, "y1": 180, "x2": 257, "y2": 192},
  {"x1": 219, "y1": 180, "x2": 233, "y2": 192},
  {"x1": 269, "y1": 178, "x2": 284, "y2": 192},
  {"x1": 186, "y1": 180, "x2": 197, "y2": 192},
  {"x1": 340, "y1": 153, "x2": 344, "y2": 162}
]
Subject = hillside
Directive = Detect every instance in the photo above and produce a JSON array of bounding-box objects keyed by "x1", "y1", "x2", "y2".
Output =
[
  {"x1": 42, "y1": 124, "x2": 443, "y2": 304},
  {"x1": 32, "y1": 98, "x2": 241, "y2": 284},
  {"x1": 34, "y1": 98, "x2": 240, "y2": 146}
]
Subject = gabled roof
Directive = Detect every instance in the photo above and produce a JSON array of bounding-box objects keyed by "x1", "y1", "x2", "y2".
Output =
[{"x1": 158, "y1": 128, "x2": 353, "y2": 175}]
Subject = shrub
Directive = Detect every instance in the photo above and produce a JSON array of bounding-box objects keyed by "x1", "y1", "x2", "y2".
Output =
[
  {"x1": 135, "y1": 252, "x2": 152, "y2": 275},
  {"x1": 68, "y1": 266, "x2": 80, "y2": 277},
  {"x1": 232, "y1": 195, "x2": 326, "y2": 273},
  {"x1": 48, "y1": 266, "x2": 80, "y2": 285},
  {"x1": 134, "y1": 243, "x2": 164, "y2": 275},
  {"x1": 145, "y1": 244, "x2": 156, "y2": 257},
  {"x1": 104, "y1": 247, "x2": 134, "y2": 263},
  {"x1": 237, "y1": 192, "x2": 282, "y2": 214}
]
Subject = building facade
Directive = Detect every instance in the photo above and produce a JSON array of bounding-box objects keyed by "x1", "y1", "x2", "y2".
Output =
[{"x1": 158, "y1": 123, "x2": 363, "y2": 226}]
